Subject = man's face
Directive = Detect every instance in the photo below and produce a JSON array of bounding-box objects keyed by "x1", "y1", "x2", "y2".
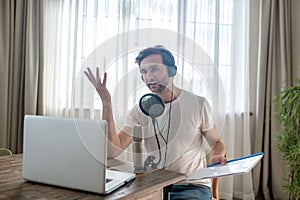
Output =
[{"x1": 140, "y1": 54, "x2": 170, "y2": 93}]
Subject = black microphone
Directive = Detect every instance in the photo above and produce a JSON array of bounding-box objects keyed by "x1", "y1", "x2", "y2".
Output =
[
  {"x1": 139, "y1": 93, "x2": 165, "y2": 119},
  {"x1": 139, "y1": 93, "x2": 165, "y2": 169}
]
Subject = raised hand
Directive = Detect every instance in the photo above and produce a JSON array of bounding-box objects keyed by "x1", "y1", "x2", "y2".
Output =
[{"x1": 84, "y1": 67, "x2": 111, "y2": 104}]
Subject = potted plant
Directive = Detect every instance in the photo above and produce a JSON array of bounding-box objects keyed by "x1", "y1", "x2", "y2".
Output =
[{"x1": 274, "y1": 80, "x2": 300, "y2": 199}]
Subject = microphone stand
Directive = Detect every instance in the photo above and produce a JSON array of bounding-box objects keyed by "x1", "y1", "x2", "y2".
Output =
[{"x1": 145, "y1": 118, "x2": 162, "y2": 169}]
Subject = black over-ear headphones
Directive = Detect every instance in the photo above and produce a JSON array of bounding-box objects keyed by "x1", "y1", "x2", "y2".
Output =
[
  {"x1": 136, "y1": 45, "x2": 177, "y2": 81},
  {"x1": 155, "y1": 45, "x2": 177, "y2": 77}
]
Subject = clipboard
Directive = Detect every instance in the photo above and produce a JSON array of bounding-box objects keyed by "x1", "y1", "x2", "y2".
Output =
[{"x1": 187, "y1": 152, "x2": 264, "y2": 180}]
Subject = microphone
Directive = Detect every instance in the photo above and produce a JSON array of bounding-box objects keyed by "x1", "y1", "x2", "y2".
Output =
[
  {"x1": 138, "y1": 93, "x2": 165, "y2": 169},
  {"x1": 139, "y1": 93, "x2": 165, "y2": 118},
  {"x1": 133, "y1": 125, "x2": 145, "y2": 173}
]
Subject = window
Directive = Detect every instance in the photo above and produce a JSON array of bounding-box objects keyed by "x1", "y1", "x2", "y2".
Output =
[{"x1": 44, "y1": 0, "x2": 248, "y2": 123}]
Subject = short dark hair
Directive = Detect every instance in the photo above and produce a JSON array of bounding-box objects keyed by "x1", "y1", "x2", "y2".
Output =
[{"x1": 135, "y1": 45, "x2": 176, "y2": 67}]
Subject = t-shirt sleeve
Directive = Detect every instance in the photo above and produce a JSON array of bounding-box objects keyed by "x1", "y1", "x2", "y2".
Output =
[{"x1": 200, "y1": 98, "x2": 215, "y2": 132}]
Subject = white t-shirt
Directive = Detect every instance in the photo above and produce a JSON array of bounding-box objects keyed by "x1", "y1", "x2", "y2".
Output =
[{"x1": 121, "y1": 89, "x2": 214, "y2": 187}]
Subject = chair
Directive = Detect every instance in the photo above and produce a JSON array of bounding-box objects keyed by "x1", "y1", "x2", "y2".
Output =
[
  {"x1": 0, "y1": 148, "x2": 12, "y2": 156},
  {"x1": 207, "y1": 151, "x2": 220, "y2": 200},
  {"x1": 212, "y1": 177, "x2": 220, "y2": 199}
]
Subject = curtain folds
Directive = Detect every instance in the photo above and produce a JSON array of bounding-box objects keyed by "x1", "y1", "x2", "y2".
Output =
[
  {"x1": 251, "y1": 0, "x2": 295, "y2": 199},
  {"x1": 217, "y1": 1, "x2": 255, "y2": 199},
  {"x1": 0, "y1": 0, "x2": 44, "y2": 153}
]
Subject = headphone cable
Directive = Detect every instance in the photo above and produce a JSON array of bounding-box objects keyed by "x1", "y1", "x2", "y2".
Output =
[
  {"x1": 152, "y1": 118, "x2": 162, "y2": 167},
  {"x1": 152, "y1": 78, "x2": 174, "y2": 169},
  {"x1": 163, "y1": 78, "x2": 174, "y2": 168}
]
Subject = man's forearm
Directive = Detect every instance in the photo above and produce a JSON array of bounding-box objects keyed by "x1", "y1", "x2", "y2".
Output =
[
  {"x1": 211, "y1": 140, "x2": 226, "y2": 157},
  {"x1": 102, "y1": 102, "x2": 123, "y2": 149},
  {"x1": 209, "y1": 140, "x2": 227, "y2": 165}
]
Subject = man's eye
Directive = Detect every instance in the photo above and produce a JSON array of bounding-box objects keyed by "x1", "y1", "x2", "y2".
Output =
[{"x1": 151, "y1": 68, "x2": 159, "y2": 72}]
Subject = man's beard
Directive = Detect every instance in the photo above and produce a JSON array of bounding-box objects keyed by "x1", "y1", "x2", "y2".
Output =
[
  {"x1": 147, "y1": 84, "x2": 166, "y2": 93},
  {"x1": 147, "y1": 76, "x2": 169, "y2": 93}
]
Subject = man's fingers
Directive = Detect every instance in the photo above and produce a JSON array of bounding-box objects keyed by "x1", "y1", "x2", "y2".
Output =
[
  {"x1": 84, "y1": 71, "x2": 94, "y2": 83},
  {"x1": 84, "y1": 67, "x2": 107, "y2": 92},
  {"x1": 86, "y1": 67, "x2": 94, "y2": 77},
  {"x1": 220, "y1": 157, "x2": 227, "y2": 165},
  {"x1": 96, "y1": 67, "x2": 100, "y2": 82},
  {"x1": 85, "y1": 67, "x2": 98, "y2": 85},
  {"x1": 103, "y1": 72, "x2": 107, "y2": 86}
]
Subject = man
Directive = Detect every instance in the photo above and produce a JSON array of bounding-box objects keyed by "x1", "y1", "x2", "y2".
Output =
[{"x1": 84, "y1": 45, "x2": 226, "y2": 199}]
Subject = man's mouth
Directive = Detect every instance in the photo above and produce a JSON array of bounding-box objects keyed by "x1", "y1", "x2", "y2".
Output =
[
  {"x1": 147, "y1": 81, "x2": 158, "y2": 86},
  {"x1": 146, "y1": 81, "x2": 166, "y2": 93},
  {"x1": 147, "y1": 82, "x2": 159, "y2": 89}
]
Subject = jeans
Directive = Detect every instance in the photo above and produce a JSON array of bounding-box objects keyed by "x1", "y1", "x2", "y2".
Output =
[{"x1": 164, "y1": 183, "x2": 212, "y2": 200}]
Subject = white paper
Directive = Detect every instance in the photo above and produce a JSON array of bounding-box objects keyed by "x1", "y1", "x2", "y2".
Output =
[{"x1": 187, "y1": 153, "x2": 263, "y2": 180}]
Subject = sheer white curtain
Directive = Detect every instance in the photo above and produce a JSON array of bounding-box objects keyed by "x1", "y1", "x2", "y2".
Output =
[{"x1": 44, "y1": 0, "x2": 252, "y2": 198}]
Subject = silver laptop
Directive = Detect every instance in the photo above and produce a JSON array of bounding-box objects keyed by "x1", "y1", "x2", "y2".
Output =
[{"x1": 23, "y1": 115, "x2": 135, "y2": 194}]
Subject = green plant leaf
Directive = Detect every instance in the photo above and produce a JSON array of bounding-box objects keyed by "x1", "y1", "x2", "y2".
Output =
[{"x1": 274, "y1": 79, "x2": 300, "y2": 198}]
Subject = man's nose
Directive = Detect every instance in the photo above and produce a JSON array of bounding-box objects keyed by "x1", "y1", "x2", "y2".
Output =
[{"x1": 144, "y1": 72, "x2": 154, "y2": 81}]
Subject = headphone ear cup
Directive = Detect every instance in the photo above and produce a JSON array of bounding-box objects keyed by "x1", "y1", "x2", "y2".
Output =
[{"x1": 167, "y1": 65, "x2": 177, "y2": 77}]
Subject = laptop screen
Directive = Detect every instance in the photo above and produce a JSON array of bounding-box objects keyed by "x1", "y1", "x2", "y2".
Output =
[{"x1": 23, "y1": 115, "x2": 108, "y2": 193}]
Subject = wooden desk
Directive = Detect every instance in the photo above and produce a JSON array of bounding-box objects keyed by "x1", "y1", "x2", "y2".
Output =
[{"x1": 0, "y1": 154, "x2": 186, "y2": 199}]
